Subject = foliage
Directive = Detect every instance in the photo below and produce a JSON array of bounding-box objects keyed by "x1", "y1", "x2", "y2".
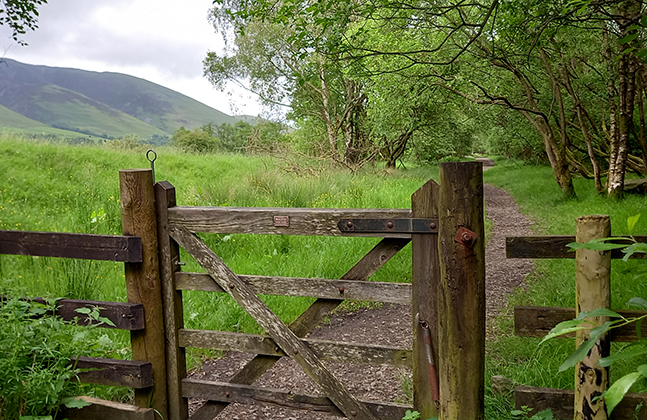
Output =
[
  {"x1": 0, "y1": 296, "x2": 99, "y2": 420},
  {"x1": 542, "y1": 216, "x2": 647, "y2": 415},
  {"x1": 401, "y1": 409, "x2": 436, "y2": 420},
  {"x1": 105, "y1": 134, "x2": 144, "y2": 152},
  {"x1": 0, "y1": 0, "x2": 47, "y2": 45},
  {"x1": 511, "y1": 406, "x2": 554, "y2": 420},
  {"x1": 172, "y1": 126, "x2": 221, "y2": 154}
]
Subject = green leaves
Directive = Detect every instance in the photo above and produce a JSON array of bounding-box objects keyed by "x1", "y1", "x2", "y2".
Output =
[
  {"x1": 558, "y1": 322, "x2": 613, "y2": 372},
  {"x1": 606, "y1": 371, "x2": 643, "y2": 414}
]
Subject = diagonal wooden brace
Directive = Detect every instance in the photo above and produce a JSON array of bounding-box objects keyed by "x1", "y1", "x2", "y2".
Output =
[
  {"x1": 170, "y1": 226, "x2": 379, "y2": 420},
  {"x1": 191, "y1": 237, "x2": 410, "y2": 420}
]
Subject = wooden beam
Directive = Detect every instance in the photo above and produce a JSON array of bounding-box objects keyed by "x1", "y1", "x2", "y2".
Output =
[
  {"x1": 506, "y1": 236, "x2": 647, "y2": 259},
  {"x1": 190, "y1": 237, "x2": 410, "y2": 420},
  {"x1": 515, "y1": 386, "x2": 647, "y2": 420},
  {"x1": 0, "y1": 230, "x2": 142, "y2": 262},
  {"x1": 170, "y1": 226, "x2": 378, "y2": 420},
  {"x1": 183, "y1": 379, "x2": 411, "y2": 420},
  {"x1": 59, "y1": 396, "x2": 155, "y2": 420},
  {"x1": 168, "y1": 206, "x2": 412, "y2": 237},
  {"x1": 72, "y1": 357, "x2": 153, "y2": 388},
  {"x1": 178, "y1": 329, "x2": 412, "y2": 368},
  {"x1": 120, "y1": 169, "x2": 167, "y2": 420},
  {"x1": 176, "y1": 272, "x2": 411, "y2": 304},
  {"x1": 0, "y1": 296, "x2": 144, "y2": 330},
  {"x1": 437, "y1": 162, "x2": 486, "y2": 420},
  {"x1": 411, "y1": 179, "x2": 440, "y2": 419},
  {"x1": 155, "y1": 181, "x2": 189, "y2": 420},
  {"x1": 514, "y1": 306, "x2": 647, "y2": 342}
]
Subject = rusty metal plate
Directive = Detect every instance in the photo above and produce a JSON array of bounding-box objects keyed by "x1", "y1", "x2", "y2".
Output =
[
  {"x1": 337, "y1": 218, "x2": 438, "y2": 234},
  {"x1": 454, "y1": 226, "x2": 477, "y2": 248},
  {"x1": 273, "y1": 216, "x2": 290, "y2": 227}
]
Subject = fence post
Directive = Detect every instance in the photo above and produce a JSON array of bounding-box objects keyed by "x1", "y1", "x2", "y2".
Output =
[
  {"x1": 575, "y1": 215, "x2": 611, "y2": 420},
  {"x1": 411, "y1": 179, "x2": 440, "y2": 419},
  {"x1": 120, "y1": 169, "x2": 168, "y2": 420},
  {"x1": 437, "y1": 161, "x2": 486, "y2": 420},
  {"x1": 155, "y1": 180, "x2": 189, "y2": 420}
]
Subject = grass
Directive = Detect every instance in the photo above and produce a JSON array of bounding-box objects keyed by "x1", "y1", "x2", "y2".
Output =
[{"x1": 2, "y1": 136, "x2": 645, "y2": 418}]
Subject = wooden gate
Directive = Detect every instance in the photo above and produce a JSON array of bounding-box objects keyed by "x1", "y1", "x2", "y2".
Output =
[{"x1": 149, "y1": 161, "x2": 486, "y2": 420}]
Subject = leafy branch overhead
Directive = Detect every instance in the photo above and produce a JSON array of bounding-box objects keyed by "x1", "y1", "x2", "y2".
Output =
[{"x1": 0, "y1": 0, "x2": 48, "y2": 45}]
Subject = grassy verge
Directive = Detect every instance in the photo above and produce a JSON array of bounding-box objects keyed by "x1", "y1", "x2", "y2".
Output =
[{"x1": 483, "y1": 159, "x2": 647, "y2": 418}]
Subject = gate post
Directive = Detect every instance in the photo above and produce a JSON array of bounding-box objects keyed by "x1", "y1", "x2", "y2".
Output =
[
  {"x1": 120, "y1": 169, "x2": 168, "y2": 420},
  {"x1": 575, "y1": 215, "x2": 611, "y2": 420},
  {"x1": 411, "y1": 179, "x2": 440, "y2": 419},
  {"x1": 437, "y1": 161, "x2": 486, "y2": 420}
]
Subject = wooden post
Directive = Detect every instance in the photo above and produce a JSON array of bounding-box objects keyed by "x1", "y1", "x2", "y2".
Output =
[
  {"x1": 437, "y1": 161, "x2": 486, "y2": 420},
  {"x1": 120, "y1": 169, "x2": 168, "y2": 420},
  {"x1": 575, "y1": 215, "x2": 611, "y2": 420},
  {"x1": 155, "y1": 181, "x2": 189, "y2": 420},
  {"x1": 411, "y1": 179, "x2": 440, "y2": 419}
]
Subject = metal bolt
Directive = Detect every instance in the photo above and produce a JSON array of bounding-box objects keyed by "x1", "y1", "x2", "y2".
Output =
[
  {"x1": 351, "y1": 411, "x2": 357, "y2": 417},
  {"x1": 226, "y1": 392, "x2": 230, "y2": 398},
  {"x1": 346, "y1": 220, "x2": 353, "y2": 229},
  {"x1": 293, "y1": 349, "x2": 299, "y2": 355},
  {"x1": 430, "y1": 222, "x2": 437, "y2": 229},
  {"x1": 462, "y1": 232, "x2": 471, "y2": 242},
  {"x1": 229, "y1": 283, "x2": 235, "y2": 289},
  {"x1": 386, "y1": 221, "x2": 394, "y2": 229},
  {"x1": 339, "y1": 286, "x2": 345, "y2": 294},
  {"x1": 175, "y1": 261, "x2": 186, "y2": 266}
]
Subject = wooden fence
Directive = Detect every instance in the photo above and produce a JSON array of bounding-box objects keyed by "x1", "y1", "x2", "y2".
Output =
[
  {"x1": 508, "y1": 216, "x2": 647, "y2": 420},
  {"x1": 1, "y1": 162, "x2": 488, "y2": 420}
]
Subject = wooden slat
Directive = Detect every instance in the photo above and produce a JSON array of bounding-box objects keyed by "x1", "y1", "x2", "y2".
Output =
[
  {"x1": 167, "y1": 206, "x2": 412, "y2": 237},
  {"x1": 0, "y1": 297, "x2": 145, "y2": 330},
  {"x1": 515, "y1": 386, "x2": 647, "y2": 420},
  {"x1": 190, "y1": 237, "x2": 410, "y2": 420},
  {"x1": 59, "y1": 396, "x2": 155, "y2": 420},
  {"x1": 72, "y1": 356, "x2": 153, "y2": 388},
  {"x1": 183, "y1": 379, "x2": 411, "y2": 420},
  {"x1": 0, "y1": 230, "x2": 142, "y2": 262},
  {"x1": 514, "y1": 306, "x2": 647, "y2": 342},
  {"x1": 506, "y1": 236, "x2": 647, "y2": 259},
  {"x1": 176, "y1": 272, "x2": 412, "y2": 304},
  {"x1": 178, "y1": 329, "x2": 412, "y2": 368},
  {"x1": 170, "y1": 226, "x2": 378, "y2": 420}
]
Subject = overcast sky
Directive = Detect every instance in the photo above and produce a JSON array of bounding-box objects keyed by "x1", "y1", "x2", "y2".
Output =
[{"x1": 0, "y1": 0, "x2": 263, "y2": 116}]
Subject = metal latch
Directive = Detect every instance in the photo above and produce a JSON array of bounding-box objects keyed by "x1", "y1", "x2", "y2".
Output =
[{"x1": 338, "y1": 218, "x2": 438, "y2": 234}]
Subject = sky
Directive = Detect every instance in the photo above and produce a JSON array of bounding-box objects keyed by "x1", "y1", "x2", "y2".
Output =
[{"x1": 0, "y1": 0, "x2": 263, "y2": 117}]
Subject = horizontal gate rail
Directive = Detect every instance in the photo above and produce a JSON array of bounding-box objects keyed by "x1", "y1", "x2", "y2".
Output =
[
  {"x1": 175, "y1": 272, "x2": 412, "y2": 304},
  {"x1": 0, "y1": 229, "x2": 142, "y2": 262},
  {"x1": 514, "y1": 306, "x2": 647, "y2": 342},
  {"x1": 167, "y1": 206, "x2": 413, "y2": 237},
  {"x1": 73, "y1": 356, "x2": 153, "y2": 388},
  {"x1": 506, "y1": 235, "x2": 647, "y2": 259},
  {"x1": 178, "y1": 329, "x2": 412, "y2": 368},
  {"x1": 182, "y1": 378, "x2": 411, "y2": 420}
]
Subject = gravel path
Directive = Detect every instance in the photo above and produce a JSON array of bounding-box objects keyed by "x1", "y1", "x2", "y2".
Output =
[{"x1": 189, "y1": 167, "x2": 534, "y2": 419}]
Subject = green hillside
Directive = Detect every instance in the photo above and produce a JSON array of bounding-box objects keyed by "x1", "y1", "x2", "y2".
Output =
[
  {"x1": 0, "y1": 103, "x2": 94, "y2": 138},
  {"x1": 0, "y1": 59, "x2": 242, "y2": 137}
]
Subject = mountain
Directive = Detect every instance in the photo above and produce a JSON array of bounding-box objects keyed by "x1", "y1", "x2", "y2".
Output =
[{"x1": 0, "y1": 58, "x2": 244, "y2": 139}]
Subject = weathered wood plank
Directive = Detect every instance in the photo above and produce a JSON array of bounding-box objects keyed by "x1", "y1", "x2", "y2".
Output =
[
  {"x1": 183, "y1": 379, "x2": 411, "y2": 420},
  {"x1": 514, "y1": 306, "x2": 647, "y2": 342},
  {"x1": 411, "y1": 179, "x2": 440, "y2": 418},
  {"x1": 168, "y1": 206, "x2": 412, "y2": 237},
  {"x1": 0, "y1": 296, "x2": 145, "y2": 330},
  {"x1": 120, "y1": 169, "x2": 167, "y2": 419},
  {"x1": 190, "y1": 237, "x2": 410, "y2": 420},
  {"x1": 155, "y1": 181, "x2": 189, "y2": 420},
  {"x1": 178, "y1": 329, "x2": 412, "y2": 368},
  {"x1": 515, "y1": 386, "x2": 647, "y2": 420},
  {"x1": 437, "y1": 162, "x2": 486, "y2": 420},
  {"x1": 574, "y1": 215, "x2": 611, "y2": 420},
  {"x1": 72, "y1": 356, "x2": 153, "y2": 388},
  {"x1": 0, "y1": 230, "x2": 142, "y2": 262},
  {"x1": 506, "y1": 236, "x2": 647, "y2": 259},
  {"x1": 170, "y1": 226, "x2": 378, "y2": 420},
  {"x1": 176, "y1": 272, "x2": 411, "y2": 304},
  {"x1": 59, "y1": 396, "x2": 155, "y2": 420}
]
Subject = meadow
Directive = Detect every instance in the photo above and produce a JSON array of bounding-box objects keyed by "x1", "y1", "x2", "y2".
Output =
[{"x1": 1, "y1": 135, "x2": 646, "y2": 417}]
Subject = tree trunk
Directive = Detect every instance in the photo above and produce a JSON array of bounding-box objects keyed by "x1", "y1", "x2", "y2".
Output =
[{"x1": 385, "y1": 131, "x2": 412, "y2": 169}]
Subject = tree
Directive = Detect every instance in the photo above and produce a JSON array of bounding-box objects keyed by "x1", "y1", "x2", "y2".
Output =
[
  {"x1": 220, "y1": 0, "x2": 647, "y2": 198},
  {"x1": 1, "y1": 0, "x2": 47, "y2": 45}
]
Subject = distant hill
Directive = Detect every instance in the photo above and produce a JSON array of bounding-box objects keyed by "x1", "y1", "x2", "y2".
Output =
[{"x1": 0, "y1": 58, "x2": 245, "y2": 139}]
